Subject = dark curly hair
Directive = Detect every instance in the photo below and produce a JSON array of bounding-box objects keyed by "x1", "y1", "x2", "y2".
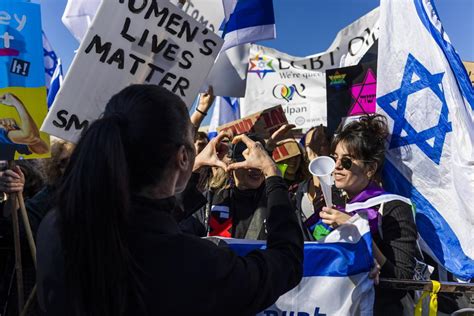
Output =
[{"x1": 331, "y1": 114, "x2": 389, "y2": 176}]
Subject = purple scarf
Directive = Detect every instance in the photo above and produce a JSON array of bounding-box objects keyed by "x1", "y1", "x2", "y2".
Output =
[{"x1": 345, "y1": 182, "x2": 386, "y2": 235}]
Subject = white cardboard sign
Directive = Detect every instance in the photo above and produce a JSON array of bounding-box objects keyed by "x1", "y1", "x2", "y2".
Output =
[{"x1": 42, "y1": 0, "x2": 223, "y2": 142}]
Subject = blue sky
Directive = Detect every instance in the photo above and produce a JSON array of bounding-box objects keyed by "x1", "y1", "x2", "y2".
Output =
[{"x1": 39, "y1": 0, "x2": 474, "y2": 73}]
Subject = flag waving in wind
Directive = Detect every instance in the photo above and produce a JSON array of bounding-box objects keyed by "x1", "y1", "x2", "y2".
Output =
[
  {"x1": 208, "y1": 96, "x2": 240, "y2": 139},
  {"x1": 377, "y1": 0, "x2": 474, "y2": 279},
  {"x1": 220, "y1": 0, "x2": 276, "y2": 51}
]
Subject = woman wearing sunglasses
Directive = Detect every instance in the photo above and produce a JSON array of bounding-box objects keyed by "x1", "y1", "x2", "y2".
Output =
[{"x1": 319, "y1": 114, "x2": 417, "y2": 315}]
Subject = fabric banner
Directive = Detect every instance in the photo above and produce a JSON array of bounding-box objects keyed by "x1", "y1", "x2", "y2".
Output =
[
  {"x1": 326, "y1": 59, "x2": 377, "y2": 136},
  {"x1": 0, "y1": 1, "x2": 50, "y2": 160},
  {"x1": 42, "y1": 0, "x2": 223, "y2": 143},
  {"x1": 377, "y1": 0, "x2": 474, "y2": 279},
  {"x1": 224, "y1": 215, "x2": 375, "y2": 316},
  {"x1": 241, "y1": 7, "x2": 380, "y2": 128}
]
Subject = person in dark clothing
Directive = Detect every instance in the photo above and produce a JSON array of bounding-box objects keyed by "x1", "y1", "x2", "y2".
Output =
[
  {"x1": 0, "y1": 141, "x2": 72, "y2": 316},
  {"x1": 36, "y1": 85, "x2": 303, "y2": 316},
  {"x1": 208, "y1": 134, "x2": 270, "y2": 240},
  {"x1": 318, "y1": 114, "x2": 417, "y2": 315}
]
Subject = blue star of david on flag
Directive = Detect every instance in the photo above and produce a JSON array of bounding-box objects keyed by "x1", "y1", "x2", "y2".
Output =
[{"x1": 377, "y1": 53, "x2": 452, "y2": 164}]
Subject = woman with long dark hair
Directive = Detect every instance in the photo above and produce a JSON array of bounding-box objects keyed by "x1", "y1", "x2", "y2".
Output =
[
  {"x1": 319, "y1": 114, "x2": 417, "y2": 314},
  {"x1": 36, "y1": 85, "x2": 303, "y2": 316}
]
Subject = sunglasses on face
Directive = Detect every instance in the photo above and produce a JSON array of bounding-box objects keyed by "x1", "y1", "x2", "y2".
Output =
[{"x1": 330, "y1": 155, "x2": 372, "y2": 170}]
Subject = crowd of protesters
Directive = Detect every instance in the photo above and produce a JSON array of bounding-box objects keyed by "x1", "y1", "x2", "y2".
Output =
[{"x1": 0, "y1": 85, "x2": 470, "y2": 315}]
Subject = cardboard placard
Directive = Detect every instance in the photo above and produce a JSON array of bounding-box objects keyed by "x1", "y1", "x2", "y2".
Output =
[
  {"x1": 463, "y1": 61, "x2": 474, "y2": 86},
  {"x1": 217, "y1": 105, "x2": 287, "y2": 138},
  {"x1": 272, "y1": 140, "x2": 301, "y2": 162},
  {"x1": 41, "y1": 0, "x2": 223, "y2": 143}
]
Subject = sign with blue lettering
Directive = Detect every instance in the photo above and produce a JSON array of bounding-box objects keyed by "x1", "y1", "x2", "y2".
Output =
[{"x1": 0, "y1": 1, "x2": 44, "y2": 88}]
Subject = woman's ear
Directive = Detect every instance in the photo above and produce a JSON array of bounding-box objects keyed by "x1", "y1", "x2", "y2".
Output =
[
  {"x1": 176, "y1": 145, "x2": 190, "y2": 171},
  {"x1": 366, "y1": 162, "x2": 378, "y2": 180}
]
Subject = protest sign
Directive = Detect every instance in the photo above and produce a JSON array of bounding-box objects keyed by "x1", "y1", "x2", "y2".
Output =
[
  {"x1": 463, "y1": 61, "x2": 474, "y2": 86},
  {"x1": 0, "y1": 1, "x2": 50, "y2": 160},
  {"x1": 217, "y1": 105, "x2": 287, "y2": 137},
  {"x1": 179, "y1": 0, "x2": 223, "y2": 34},
  {"x1": 241, "y1": 7, "x2": 380, "y2": 128},
  {"x1": 272, "y1": 140, "x2": 300, "y2": 162},
  {"x1": 326, "y1": 60, "x2": 377, "y2": 135},
  {"x1": 217, "y1": 105, "x2": 300, "y2": 161},
  {"x1": 42, "y1": 0, "x2": 223, "y2": 143}
]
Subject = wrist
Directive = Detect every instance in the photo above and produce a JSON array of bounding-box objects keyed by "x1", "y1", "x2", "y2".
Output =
[
  {"x1": 195, "y1": 108, "x2": 207, "y2": 116},
  {"x1": 263, "y1": 163, "x2": 280, "y2": 178}
]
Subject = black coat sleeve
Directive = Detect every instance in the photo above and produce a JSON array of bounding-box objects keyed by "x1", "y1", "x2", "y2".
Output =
[
  {"x1": 204, "y1": 176, "x2": 304, "y2": 315},
  {"x1": 378, "y1": 200, "x2": 418, "y2": 279}
]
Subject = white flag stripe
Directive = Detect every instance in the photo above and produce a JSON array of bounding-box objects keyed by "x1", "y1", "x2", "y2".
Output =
[{"x1": 376, "y1": 0, "x2": 474, "y2": 278}]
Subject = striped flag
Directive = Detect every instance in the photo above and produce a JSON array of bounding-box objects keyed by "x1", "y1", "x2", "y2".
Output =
[
  {"x1": 225, "y1": 215, "x2": 375, "y2": 315},
  {"x1": 43, "y1": 31, "x2": 58, "y2": 93},
  {"x1": 47, "y1": 59, "x2": 63, "y2": 109},
  {"x1": 220, "y1": 0, "x2": 276, "y2": 51},
  {"x1": 377, "y1": 0, "x2": 474, "y2": 279},
  {"x1": 208, "y1": 96, "x2": 240, "y2": 139}
]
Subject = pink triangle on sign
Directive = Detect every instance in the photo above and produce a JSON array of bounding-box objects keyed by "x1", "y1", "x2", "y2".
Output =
[{"x1": 349, "y1": 68, "x2": 377, "y2": 115}]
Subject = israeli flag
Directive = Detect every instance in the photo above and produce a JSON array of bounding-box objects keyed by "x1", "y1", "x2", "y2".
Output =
[
  {"x1": 208, "y1": 96, "x2": 240, "y2": 139},
  {"x1": 226, "y1": 215, "x2": 375, "y2": 315},
  {"x1": 43, "y1": 32, "x2": 58, "y2": 93},
  {"x1": 220, "y1": 0, "x2": 276, "y2": 51},
  {"x1": 377, "y1": 0, "x2": 474, "y2": 279},
  {"x1": 47, "y1": 59, "x2": 63, "y2": 109}
]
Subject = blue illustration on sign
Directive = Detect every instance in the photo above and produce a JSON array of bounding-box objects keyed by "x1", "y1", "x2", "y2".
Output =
[
  {"x1": 377, "y1": 54, "x2": 452, "y2": 164},
  {"x1": 0, "y1": 1, "x2": 44, "y2": 88}
]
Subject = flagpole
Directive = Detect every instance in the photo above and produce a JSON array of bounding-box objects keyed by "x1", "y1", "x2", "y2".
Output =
[{"x1": 6, "y1": 161, "x2": 24, "y2": 310}]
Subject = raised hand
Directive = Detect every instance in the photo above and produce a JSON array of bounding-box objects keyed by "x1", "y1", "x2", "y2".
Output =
[
  {"x1": 193, "y1": 131, "x2": 231, "y2": 171},
  {"x1": 227, "y1": 134, "x2": 280, "y2": 177},
  {"x1": 265, "y1": 124, "x2": 296, "y2": 152},
  {"x1": 197, "y1": 86, "x2": 215, "y2": 114}
]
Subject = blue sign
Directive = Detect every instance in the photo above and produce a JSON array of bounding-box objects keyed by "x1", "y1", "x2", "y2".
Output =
[{"x1": 0, "y1": 1, "x2": 44, "y2": 88}]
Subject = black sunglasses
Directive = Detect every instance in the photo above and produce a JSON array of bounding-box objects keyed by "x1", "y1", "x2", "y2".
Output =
[{"x1": 330, "y1": 155, "x2": 372, "y2": 170}]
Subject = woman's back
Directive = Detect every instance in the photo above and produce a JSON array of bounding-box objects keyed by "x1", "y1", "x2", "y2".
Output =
[{"x1": 38, "y1": 176, "x2": 303, "y2": 315}]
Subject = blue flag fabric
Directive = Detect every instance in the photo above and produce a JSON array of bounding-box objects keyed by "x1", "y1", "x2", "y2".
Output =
[
  {"x1": 47, "y1": 59, "x2": 63, "y2": 109},
  {"x1": 377, "y1": 0, "x2": 474, "y2": 279},
  {"x1": 208, "y1": 96, "x2": 240, "y2": 139},
  {"x1": 220, "y1": 0, "x2": 276, "y2": 51},
  {"x1": 224, "y1": 215, "x2": 375, "y2": 315}
]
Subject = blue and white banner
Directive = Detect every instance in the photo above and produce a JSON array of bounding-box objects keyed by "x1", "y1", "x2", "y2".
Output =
[
  {"x1": 47, "y1": 59, "x2": 63, "y2": 109},
  {"x1": 377, "y1": 0, "x2": 474, "y2": 279},
  {"x1": 220, "y1": 0, "x2": 276, "y2": 51},
  {"x1": 226, "y1": 215, "x2": 375, "y2": 315},
  {"x1": 43, "y1": 31, "x2": 58, "y2": 93},
  {"x1": 208, "y1": 96, "x2": 240, "y2": 139}
]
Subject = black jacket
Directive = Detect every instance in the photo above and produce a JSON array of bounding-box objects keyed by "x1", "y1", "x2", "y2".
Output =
[
  {"x1": 373, "y1": 200, "x2": 418, "y2": 315},
  {"x1": 36, "y1": 176, "x2": 304, "y2": 315}
]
